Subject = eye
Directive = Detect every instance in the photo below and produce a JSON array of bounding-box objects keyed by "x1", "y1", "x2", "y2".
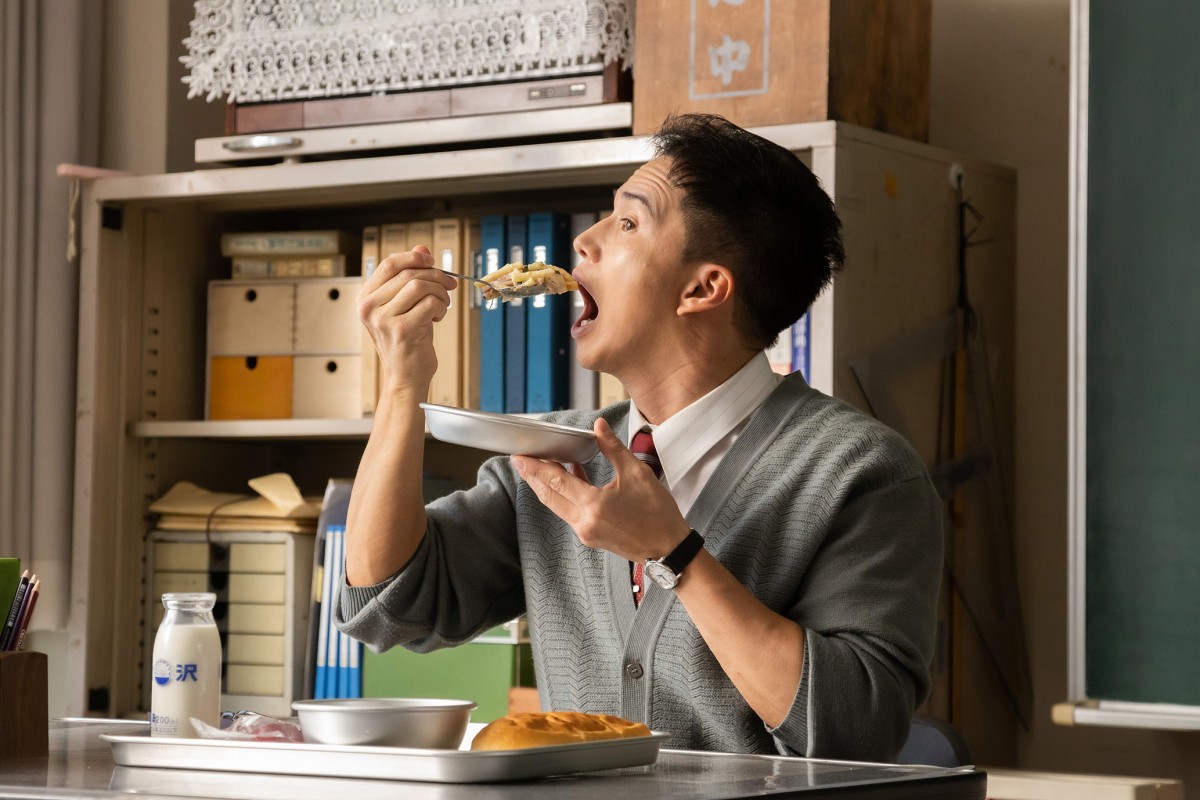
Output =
[{"x1": 619, "y1": 217, "x2": 636, "y2": 232}]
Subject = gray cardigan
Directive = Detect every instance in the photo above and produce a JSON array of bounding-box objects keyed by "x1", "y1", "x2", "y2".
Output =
[{"x1": 337, "y1": 373, "x2": 943, "y2": 761}]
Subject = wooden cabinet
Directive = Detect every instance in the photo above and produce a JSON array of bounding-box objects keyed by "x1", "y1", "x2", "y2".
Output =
[{"x1": 69, "y1": 122, "x2": 1015, "y2": 719}]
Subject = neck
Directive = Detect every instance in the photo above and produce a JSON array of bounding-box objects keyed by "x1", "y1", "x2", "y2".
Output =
[{"x1": 622, "y1": 346, "x2": 758, "y2": 425}]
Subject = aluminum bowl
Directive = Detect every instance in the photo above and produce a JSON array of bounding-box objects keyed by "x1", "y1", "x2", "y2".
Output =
[{"x1": 292, "y1": 698, "x2": 477, "y2": 748}]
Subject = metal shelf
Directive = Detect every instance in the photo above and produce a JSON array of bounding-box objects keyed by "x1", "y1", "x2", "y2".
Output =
[
  {"x1": 128, "y1": 415, "x2": 541, "y2": 441},
  {"x1": 87, "y1": 120, "x2": 846, "y2": 212},
  {"x1": 130, "y1": 418, "x2": 372, "y2": 440}
]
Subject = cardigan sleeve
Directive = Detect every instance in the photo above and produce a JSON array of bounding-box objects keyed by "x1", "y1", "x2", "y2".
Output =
[
  {"x1": 768, "y1": 474, "x2": 943, "y2": 761},
  {"x1": 334, "y1": 455, "x2": 528, "y2": 653}
]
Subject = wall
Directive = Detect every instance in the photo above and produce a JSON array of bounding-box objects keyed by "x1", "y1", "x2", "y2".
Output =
[
  {"x1": 99, "y1": 0, "x2": 222, "y2": 174},
  {"x1": 930, "y1": 0, "x2": 1200, "y2": 793},
  {"x1": 100, "y1": 0, "x2": 168, "y2": 173}
]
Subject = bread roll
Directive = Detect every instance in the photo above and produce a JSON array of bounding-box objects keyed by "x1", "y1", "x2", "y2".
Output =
[{"x1": 470, "y1": 711, "x2": 651, "y2": 751}]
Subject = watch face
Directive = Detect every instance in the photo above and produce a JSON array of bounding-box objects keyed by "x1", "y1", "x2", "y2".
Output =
[{"x1": 644, "y1": 560, "x2": 678, "y2": 590}]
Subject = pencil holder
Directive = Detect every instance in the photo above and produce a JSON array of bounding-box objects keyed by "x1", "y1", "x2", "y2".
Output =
[{"x1": 0, "y1": 650, "x2": 49, "y2": 760}]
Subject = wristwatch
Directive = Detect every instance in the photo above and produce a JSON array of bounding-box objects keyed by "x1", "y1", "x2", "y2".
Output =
[{"x1": 643, "y1": 530, "x2": 705, "y2": 590}]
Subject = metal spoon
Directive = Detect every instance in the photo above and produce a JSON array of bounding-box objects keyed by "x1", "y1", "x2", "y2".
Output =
[{"x1": 437, "y1": 269, "x2": 544, "y2": 299}]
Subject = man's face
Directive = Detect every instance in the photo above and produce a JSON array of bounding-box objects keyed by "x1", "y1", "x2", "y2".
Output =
[{"x1": 570, "y1": 157, "x2": 690, "y2": 378}]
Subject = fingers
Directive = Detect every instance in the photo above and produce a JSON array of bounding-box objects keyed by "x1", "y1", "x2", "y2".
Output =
[
  {"x1": 362, "y1": 246, "x2": 454, "y2": 295},
  {"x1": 363, "y1": 248, "x2": 429, "y2": 293},
  {"x1": 511, "y1": 456, "x2": 588, "y2": 523},
  {"x1": 359, "y1": 247, "x2": 457, "y2": 328},
  {"x1": 594, "y1": 417, "x2": 641, "y2": 474}
]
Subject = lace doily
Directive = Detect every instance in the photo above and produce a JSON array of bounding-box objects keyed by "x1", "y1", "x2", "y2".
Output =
[{"x1": 183, "y1": 0, "x2": 635, "y2": 103}]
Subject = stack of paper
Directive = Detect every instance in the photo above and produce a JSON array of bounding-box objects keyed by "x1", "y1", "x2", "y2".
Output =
[{"x1": 149, "y1": 474, "x2": 321, "y2": 534}]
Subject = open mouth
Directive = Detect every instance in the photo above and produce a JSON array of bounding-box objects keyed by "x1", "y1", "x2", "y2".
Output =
[{"x1": 574, "y1": 284, "x2": 598, "y2": 332}]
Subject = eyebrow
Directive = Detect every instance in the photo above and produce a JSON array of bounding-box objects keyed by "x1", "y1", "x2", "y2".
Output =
[{"x1": 617, "y1": 189, "x2": 657, "y2": 220}]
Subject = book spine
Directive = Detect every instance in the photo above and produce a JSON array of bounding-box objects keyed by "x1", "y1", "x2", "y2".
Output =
[
  {"x1": 597, "y1": 372, "x2": 628, "y2": 407},
  {"x1": 314, "y1": 534, "x2": 333, "y2": 699},
  {"x1": 792, "y1": 311, "x2": 811, "y2": 382},
  {"x1": 504, "y1": 215, "x2": 528, "y2": 414},
  {"x1": 379, "y1": 223, "x2": 408, "y2": 259},
  {"x1": 460, "y1": 219, "x2": 484, "y2": 410},
  {"x1": 525, "y1": 212, "x2": 572, "y2": 414},
  {"x1": 479, "y1": 215, "x2": 507, "y2": 412},
  {"x1": 0, "y1": 557, "x2": 22, "y2": 625},
  {"x1": 568, "y1": 212, "x2": 598, "y2": 410},
  {"x1": 405, "y1": 221, "x2": 433, "y2": 253},
  {"x1": 231, "y1": 255, "x2": 347, "y2": 280},
  {"x1": 334, "y1": 528, "x2": 349, "y2": 698},
  {"x1": 429, "y1": 218, "x2": 464, "y2": 407},
  {"x1": 221, "y1": 230, "x2": 348, "y2": 257},
  {"x1": 348, "y1": 625, "x2": 362, "y2": 698},
  {"x1": 361, "y1": 226, "x2": 382, "y2": 417}
]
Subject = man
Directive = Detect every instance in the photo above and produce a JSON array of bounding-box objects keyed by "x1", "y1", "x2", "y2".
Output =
[{"x1": 337, "y1": 114, "x2": 942, "y2": 761}]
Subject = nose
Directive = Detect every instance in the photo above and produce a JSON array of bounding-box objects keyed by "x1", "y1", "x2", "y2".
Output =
[{"x1": 573, "y1": 217, "x2": 602, "y2": 265}]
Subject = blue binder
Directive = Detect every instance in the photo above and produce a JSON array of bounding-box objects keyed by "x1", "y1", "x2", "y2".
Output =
[
  {"x1": 479, "y1": 215, "x2": 507, "y2": 412},
  {"x1": 792, "y1": 311, "x2": 811, "y2": 382},
  {"x1": 504, "y1": 215, "x2": 528, "y2": 414},
  {"x1": 525, "y1": 212, "x2": 572, "y2": 413}
]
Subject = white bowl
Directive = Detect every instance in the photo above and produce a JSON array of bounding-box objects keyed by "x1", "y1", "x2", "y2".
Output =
[
  {"x1": 421, "y1": 403, "x2": 599, "y2": 463},
  {"x1": 292, "y1": 698, "x2": 476, "y2": 748}
]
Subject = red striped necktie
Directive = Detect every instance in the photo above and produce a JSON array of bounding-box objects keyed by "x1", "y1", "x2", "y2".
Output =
[{"x1": 629, "y1": 428, "x2": 663, "y2": 605}]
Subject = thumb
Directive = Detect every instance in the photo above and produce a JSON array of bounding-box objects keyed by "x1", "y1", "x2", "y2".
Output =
[
  {"x1": 594, "y1": 417, "x2": 638, "y2": 470},
  {"x1": 412, "y1": 244, "x2": 431, "y2": 255}
]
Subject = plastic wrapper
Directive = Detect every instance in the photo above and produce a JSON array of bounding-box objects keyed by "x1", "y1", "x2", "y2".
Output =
[{"x1": 192, "y1": 711, "x2": 305, "y2": 743}]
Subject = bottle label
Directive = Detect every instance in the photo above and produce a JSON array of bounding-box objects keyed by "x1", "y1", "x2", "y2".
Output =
[
  {"x1": 149, "y1": 709, "x2": 179, "y2": 736},
  {"x1": 153, "y1": 658, "x2": 171, "y2": 686}
]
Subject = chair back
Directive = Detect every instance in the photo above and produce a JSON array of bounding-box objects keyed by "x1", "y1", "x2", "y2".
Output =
[{"x1": 896, "y1": 714, "x2": 972, "y2": 767}]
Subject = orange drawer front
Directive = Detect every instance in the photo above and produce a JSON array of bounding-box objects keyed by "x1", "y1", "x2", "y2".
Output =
[{"x1": 208, "y1": 356, "x2": 293, "y2": 420}]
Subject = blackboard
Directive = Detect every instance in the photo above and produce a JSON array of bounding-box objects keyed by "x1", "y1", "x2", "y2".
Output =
[{"x1": 1081, "y1": 0, "x2": 1200, "y2": 707}]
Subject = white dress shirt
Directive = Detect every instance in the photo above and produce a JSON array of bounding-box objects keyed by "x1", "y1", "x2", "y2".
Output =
[{"x1": 627, "y1": 351, "x2": 784, "y2": 516}]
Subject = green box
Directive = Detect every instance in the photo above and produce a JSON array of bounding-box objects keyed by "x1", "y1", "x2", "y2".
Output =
[{"x1": 362, "y1": 638, "x2": 534, "y2": 723}]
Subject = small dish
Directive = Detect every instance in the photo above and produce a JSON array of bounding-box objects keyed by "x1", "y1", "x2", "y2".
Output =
[
  {"x1": 292, "y1": 698, "x2": 476, "y2": 748},
  {"x1": 421, "y1": 403, "x2": 599, "y2": 463}
]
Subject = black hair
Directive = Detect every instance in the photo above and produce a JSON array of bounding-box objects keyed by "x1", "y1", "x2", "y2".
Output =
[{"x1": 652, "y1": 113, "x2": 844, "y2": 350}]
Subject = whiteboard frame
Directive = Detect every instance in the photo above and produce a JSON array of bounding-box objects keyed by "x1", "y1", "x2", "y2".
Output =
[
  {"x1": 1066, "y1": 0, "x2": 1200, "y2": 730},
  {"x1": 1066, "y1": 0, "x2": 1089, "y2": 708}
]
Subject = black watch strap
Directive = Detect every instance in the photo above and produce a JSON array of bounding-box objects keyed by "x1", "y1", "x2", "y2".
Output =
[{"x1": 661, "y1": 529, "x2": 705, "y2": 575}]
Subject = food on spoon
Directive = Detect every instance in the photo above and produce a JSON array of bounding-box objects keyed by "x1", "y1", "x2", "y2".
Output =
[
  {"x1": 469, "y1": 710, "x2": 651, "y2": 751},
  {"x1": 476, "y1": 261, "x2": 578, "y2": 302}
]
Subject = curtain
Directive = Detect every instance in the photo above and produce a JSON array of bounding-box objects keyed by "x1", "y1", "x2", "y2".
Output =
[{"x1": 0, "y1": 0, "x2": 101, "y2": 632}]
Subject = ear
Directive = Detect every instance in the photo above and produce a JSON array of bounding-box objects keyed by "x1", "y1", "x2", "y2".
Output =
[{"x1": 678, "y1": 263, "x2": 734, "y2": 317}]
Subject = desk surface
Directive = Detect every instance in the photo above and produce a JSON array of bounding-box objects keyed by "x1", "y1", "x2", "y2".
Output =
[{"x1": 0, "y1": 720, "x2": 986, "y2": 800}]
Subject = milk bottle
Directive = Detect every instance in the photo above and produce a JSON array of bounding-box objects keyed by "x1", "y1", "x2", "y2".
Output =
[{"x1": 150, "y1": 592, "x2": 221, "y2": 738}]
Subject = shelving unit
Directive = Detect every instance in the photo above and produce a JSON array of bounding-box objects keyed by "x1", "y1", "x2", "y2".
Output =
[{"x1": 69, "y1": 121, "x2": 1015, "y2": 718}]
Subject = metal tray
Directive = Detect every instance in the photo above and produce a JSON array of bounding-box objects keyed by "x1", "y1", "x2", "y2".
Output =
[
  {"x1": 102, "y1": 730, "x2": 669, "y2": 784},
  {"x1": 421, "y1": 403, "x2": 599, "y2": 463}
]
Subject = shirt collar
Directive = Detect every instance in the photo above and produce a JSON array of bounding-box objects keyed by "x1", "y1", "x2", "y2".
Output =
[{"x1": 627, "y1": 352, "x2": 783, "y2": 489}]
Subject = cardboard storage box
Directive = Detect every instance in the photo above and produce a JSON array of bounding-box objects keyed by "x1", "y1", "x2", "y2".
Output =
[
  {"x1": 208, "y1": 282, "x2": 295, "y2": 355},
  {"x1": 208, "y1": 356, "x2": 293, "y2": 420},
  {"x1": 292, "y1": 355, "x2": 363, "y2": 419},
  {"x1": 293, "y1": 278, "x2": 363, "y2": 354},
  {"x1": 633, "y1": 0, "x2": 930, "y2": 140}
]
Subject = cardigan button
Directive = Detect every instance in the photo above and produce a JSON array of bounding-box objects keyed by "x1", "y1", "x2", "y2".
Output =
[{"x1": 625, "y1": 661, "x2": 644, "y2": 679}]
